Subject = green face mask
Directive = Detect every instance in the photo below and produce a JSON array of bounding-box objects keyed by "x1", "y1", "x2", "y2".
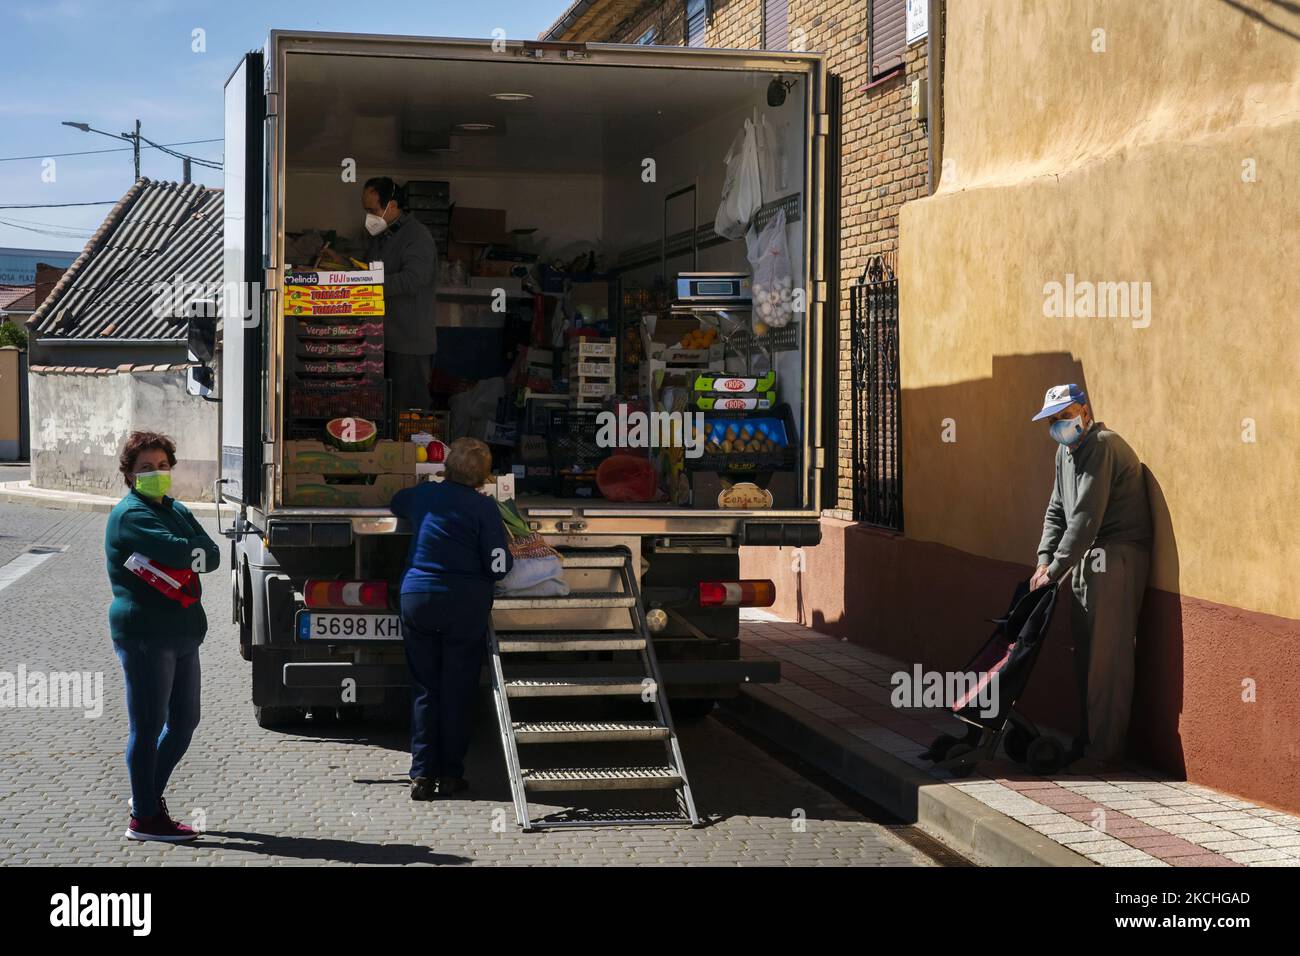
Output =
[{"x1": 134, "y1": 470, "x2": 172, "y2": 498}]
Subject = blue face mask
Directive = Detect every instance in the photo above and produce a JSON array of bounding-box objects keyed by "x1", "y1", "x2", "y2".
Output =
[{"x1": 1050, "y1": 415, "x2": 1086, "y2": 446}]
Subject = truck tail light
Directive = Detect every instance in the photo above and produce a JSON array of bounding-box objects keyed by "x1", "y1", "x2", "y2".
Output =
[
  {"x1": 698, "y1": 580, "x2": 775, "y2": 608},
  {"x1": 303, "y1": 579, "x2": 389, "y2": 610}
]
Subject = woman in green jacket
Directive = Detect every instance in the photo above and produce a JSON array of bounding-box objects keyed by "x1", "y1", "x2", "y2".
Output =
[{"x1": 104, "y1": 431, "x2": 220, "y2": 842}]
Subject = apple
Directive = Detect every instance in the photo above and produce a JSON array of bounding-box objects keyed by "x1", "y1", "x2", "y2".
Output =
[{"x1": 425, "y1": 440, "x2": 447, "y2": 463}]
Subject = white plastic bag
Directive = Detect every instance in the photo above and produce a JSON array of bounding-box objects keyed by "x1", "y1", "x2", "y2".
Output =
[
  {"x1": 745, "y1": 208, "x2": 795, "y2": 328},
  {"x1": 498, "y1": 576, "x2": 571, "y2": 598},
  {"x1": 448, "y1": 376, "x2": 505, "y2": 440},
  {"x1": 496, "y1": 554, "x2": 569, "y2": 596},
  {"x1": 715, "y1": 119, "x2": 761, "y2": 240}
]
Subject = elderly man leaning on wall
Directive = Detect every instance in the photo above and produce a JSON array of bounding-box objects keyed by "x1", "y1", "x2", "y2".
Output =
[{"x1": 1030, "y1": 384, "x2": 1153, "y2": 767}]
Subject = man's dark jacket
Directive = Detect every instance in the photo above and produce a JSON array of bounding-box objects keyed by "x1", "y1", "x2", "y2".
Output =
[{"x1": 367, "y1": 212, "x2": 438, "y2": 354}]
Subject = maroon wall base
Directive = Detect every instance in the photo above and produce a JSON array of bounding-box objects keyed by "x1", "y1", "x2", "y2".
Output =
[{"x1": 742, "y1": 518, "x2": 1300, "y2": 815}]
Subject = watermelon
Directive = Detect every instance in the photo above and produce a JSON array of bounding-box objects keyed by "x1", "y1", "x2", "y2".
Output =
[{"x1": 324, "y1": 417, "x2": 378, "y2": 451}]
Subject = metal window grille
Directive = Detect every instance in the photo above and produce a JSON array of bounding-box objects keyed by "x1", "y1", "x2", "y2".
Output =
[{"x1": 850, "y1": 255, "x2": 903, "y2": 530}]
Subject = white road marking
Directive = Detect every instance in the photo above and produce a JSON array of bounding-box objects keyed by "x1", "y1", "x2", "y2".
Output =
[{"x1": 0, "y1": 547, "x2": 65, "y2": 593}]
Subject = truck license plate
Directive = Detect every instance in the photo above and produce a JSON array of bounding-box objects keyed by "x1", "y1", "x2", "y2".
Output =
[{"x1": 296, "y1": 611, "x2": 403, "y2": 642}]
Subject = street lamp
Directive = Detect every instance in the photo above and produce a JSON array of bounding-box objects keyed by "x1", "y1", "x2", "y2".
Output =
[{"x1": 62, "y1": 119, "x2": 141, "y2": 180}]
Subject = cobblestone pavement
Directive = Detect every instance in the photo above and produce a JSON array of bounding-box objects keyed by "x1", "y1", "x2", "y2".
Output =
[{"x1": 0, "y1": 502, "x2": 939, "y2": 866}]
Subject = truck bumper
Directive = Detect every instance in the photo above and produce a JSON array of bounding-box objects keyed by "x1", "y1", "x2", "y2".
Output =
[{"x1": 279, "y1": 658, "x2": 780, "y2": 696}]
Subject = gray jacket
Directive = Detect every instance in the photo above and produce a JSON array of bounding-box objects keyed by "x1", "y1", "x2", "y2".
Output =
[
  {"x1": 1037, "y1": 422, "x2": 1153, "y2": 581},
  {"x1": 367, "y1": 212, "x2": 438, "y2": 355}
]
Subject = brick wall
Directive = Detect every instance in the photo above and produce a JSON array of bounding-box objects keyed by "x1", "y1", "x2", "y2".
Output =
[{"x1": 562, "y1": 0, "x2": 935, "y2": 515}]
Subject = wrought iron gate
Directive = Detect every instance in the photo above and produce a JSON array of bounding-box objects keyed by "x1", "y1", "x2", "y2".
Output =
[{"x1": 849, "y1": 256, "x2": 902, "y2": 530}]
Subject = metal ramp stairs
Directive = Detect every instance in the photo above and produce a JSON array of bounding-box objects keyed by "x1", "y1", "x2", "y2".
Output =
[{"x1": 488, "y1": 546, "x2": 702, "y2": 831}]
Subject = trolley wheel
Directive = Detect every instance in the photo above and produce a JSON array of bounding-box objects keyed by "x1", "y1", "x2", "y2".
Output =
[
  {"x1": 1004, "y1": 725, "x2": 1035, "y2": 763},
  {"x1": 1026, "y1": 735, "x2": 1066, "y2": 775},
  {"x1": 945, "y1": 743, "x2": 977, "y2": 778},
  {"x1": 923, "y1": 733, "x2": 962, "y2": 762}
]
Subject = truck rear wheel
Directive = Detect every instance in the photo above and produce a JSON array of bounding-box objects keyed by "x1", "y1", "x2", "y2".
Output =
[
  {"x1": 237, "y1": 561, "x2": 253, "y2": 662},
  {"x1": 254, "y1": 704, "x2": 302, "y2": 729},
  {"x1": 670, "y1": 699, "x2": 717, "y2": 722}
]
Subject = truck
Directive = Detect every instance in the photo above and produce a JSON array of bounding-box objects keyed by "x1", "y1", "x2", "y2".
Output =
[{"x1": 198, "y1": 30, "x2": 839, "y2": 730}]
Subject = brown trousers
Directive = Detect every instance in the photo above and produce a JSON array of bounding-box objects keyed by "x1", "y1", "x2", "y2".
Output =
[{"x1": 1069, "y1": 541, "x2": 1150, "y2": 763}]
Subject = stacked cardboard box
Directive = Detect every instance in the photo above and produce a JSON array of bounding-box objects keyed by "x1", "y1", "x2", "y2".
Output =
[
  {"x1": 568, "y1": 337, "x2": 616, "y2": 407},
  {"x1": 282, "y1": 438, "x2": 416, "y2": 507},
  {"x1": 286, "y1": 264, "x2": 388, "y2": 429}
]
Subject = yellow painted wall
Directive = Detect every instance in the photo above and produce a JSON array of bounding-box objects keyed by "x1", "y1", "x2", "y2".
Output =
[{"x1": 898, "y1": 0, "x2": 1300, "y2": 619}]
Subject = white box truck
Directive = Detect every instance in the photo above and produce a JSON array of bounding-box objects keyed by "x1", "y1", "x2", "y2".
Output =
[{"x1": 204, "y1": 30, "x2": 839, "y2": 730}]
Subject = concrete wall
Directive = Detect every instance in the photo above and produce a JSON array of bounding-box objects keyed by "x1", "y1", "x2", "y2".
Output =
[
  {"x1": 900, "y1": 0, "x2": 1300, "y2": 622},
  {"x1": 29, "y1": 364, "x2": 220, "y2": 501},
  {"x1": 882, "y1": 0, "x2": 1300, "y2": 809}
]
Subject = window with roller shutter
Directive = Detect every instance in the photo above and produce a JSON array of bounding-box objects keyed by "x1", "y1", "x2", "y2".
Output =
[
  {"x1": 763, "y1": 0, "x2": 789, "y2": 51},
  {"x1": 870, "y1": 0, "x2": 908, "y2": 77},
  {"x1": 685, "y1": 0, "x2": 709, "y2": 48}
]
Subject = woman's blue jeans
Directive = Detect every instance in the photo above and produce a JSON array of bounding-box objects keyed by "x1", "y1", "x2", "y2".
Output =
[{"x1": 113, "y1": 636, "x2": 202, "y2": 819}]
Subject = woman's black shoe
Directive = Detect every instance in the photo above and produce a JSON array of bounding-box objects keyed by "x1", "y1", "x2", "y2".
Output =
[
  {"x1": 437, "y1": 777, "x2": 468, "y2": 796},
  {"x1": 410, "y1": 777, "x2": 437, "y2": 801}
]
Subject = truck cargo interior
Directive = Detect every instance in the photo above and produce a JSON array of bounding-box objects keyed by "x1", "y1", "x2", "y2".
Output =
[{"x1": 280, "y1": 49, "x2": 813, "y2": 513}]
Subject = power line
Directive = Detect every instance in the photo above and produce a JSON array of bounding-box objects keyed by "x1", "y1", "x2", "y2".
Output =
[
  {"x1": 62, "y1": 122, "x2": 223, "y2": 177},
  {"x1": 0, "y1": 213, "x2": 94, "y2": 229},
  {"x1": 0, "y1": 138, "x2": 223, "y2": 165},
  {"x1": 137, "y1": 134, "x2": 222, "y2": 170},
  {"x1": 0, "y1": 200, "x2": 119, "y2": 209},
  {"x1": 0, "y1": 218, "x2": 93, "y2": 239}
]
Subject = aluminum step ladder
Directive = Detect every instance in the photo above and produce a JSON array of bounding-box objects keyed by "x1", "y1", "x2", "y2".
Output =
[{"x1": 488, "y1": 546, "x2": 701, "y2": 830}]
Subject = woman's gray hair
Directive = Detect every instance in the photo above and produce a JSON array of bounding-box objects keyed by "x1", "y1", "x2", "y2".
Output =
[{"x1": 444, "y1": 437, "x2": 493, "y2": 488}]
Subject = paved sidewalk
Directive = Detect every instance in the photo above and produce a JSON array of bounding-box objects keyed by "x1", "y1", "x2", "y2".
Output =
[
  {"x1": 734, "y1": 611, "x2": 1300, "y2": 867},
  {"x1": 0, "y1": 479, "x2": 218, "y2": 515}
]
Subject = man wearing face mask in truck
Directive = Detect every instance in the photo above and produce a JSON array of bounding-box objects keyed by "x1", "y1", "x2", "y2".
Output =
[
  {"x1": 1029, "y1": 384, "x2": 1153, "y2": 767},
  {"x1": 362, "y1": 176, "x2": 438, "y2": 413}
]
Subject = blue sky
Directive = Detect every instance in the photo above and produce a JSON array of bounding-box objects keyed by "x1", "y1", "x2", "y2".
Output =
[{"x1": 0, "y1": 0, "x2": 560, "y2": 253}]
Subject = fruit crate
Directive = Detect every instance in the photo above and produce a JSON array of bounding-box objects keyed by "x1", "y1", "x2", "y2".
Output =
[
  {"x1": 288, "y1": 382, "x2": 386, "y2": 419},
  {"x1": 396, "y1": 409, "x2": 449, "y2": 443},
  {"x1": 686, "y1": 404, "x2": 798, "y2": 473},
  {"x1": 547, "y1": 407, "x2": 609, "y2": 475}
]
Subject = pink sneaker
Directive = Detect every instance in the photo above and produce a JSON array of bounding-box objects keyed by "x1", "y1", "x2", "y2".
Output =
[{"x1": 125, "y1": 802, "x2": 198, "y2": 843}]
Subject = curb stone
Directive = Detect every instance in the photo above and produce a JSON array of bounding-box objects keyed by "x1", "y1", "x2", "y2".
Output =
[{"x1": 723, "y1": 684, "x2": 1094, "y2": 867}]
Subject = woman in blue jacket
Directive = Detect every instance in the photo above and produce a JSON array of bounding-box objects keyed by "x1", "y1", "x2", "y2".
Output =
[
  {"x1": 389, "y1": 438, "x2": 511, "y2": 800},
  {"x1": 104, "y1": 431, "x2": 221, "y2": 842}
]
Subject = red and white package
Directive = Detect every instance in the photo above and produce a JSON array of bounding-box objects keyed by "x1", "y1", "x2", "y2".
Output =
[{"x1": 124, "y1": 552, "x2": 201, "y2": 608}]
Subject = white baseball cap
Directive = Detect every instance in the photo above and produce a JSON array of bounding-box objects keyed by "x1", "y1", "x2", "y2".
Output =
[{"x1": 1032, "y1": 384, "x2": 1088, "y2": 422}]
